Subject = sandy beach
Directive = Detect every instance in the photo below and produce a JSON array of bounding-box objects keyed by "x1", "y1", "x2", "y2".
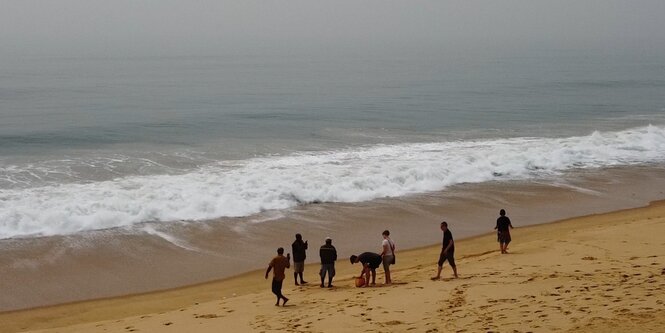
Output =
[
  {"x1": 3, "y1": 2, "x2": 665, "y2": 332},
  {"x1": 2, "y1": 198, "x2": 664, "y2": 332}
]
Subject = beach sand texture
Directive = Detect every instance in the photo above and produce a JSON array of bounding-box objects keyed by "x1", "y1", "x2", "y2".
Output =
[{"x1": 3, "y1": 201, "x2": 665, "y2": 332}]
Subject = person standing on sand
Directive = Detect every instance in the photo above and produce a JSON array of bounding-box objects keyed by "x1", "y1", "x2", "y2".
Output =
[
  {"x1": 431, "y1": 221, "x2": 458, "y2": 280},
  {"x1": 291, "y1": 233, "x2": 308, "y2": 285},
  {"x1": 380, "y1": 230, "x2": 396, "y2": 284},
  {"x1": 265, "y1": 247, "x2": 290, "y2": 306},
  {"x1": 495, "y1": 209, "x2": 514, "y2": 254},
  {"x1": 319, "y1": 237, "x2": 337, "y2": 288},
  {"x1": 350, "y1": 252, "x2": 382, "y2": 287}
]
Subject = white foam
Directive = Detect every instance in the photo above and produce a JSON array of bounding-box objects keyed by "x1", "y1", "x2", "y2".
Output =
[
  {"x1": 2, "y1": 125, "x2": 665, "y2": 239},
  {"x1": 140, "y1": 225, "x2": 200, "y2": 252}
]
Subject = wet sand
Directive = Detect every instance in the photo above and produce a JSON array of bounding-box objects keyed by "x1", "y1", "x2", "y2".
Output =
[
  {"x1": 0, "y1": 166, "x2": 665, "y2": 314},
  {"x1": 3, "y1": 194, "x2": 665, "y2": 332}
]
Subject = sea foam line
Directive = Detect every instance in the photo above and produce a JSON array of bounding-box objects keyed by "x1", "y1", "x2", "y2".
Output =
[{"x1": 1, "y1": 125, "x2": 665, "y2": 239}]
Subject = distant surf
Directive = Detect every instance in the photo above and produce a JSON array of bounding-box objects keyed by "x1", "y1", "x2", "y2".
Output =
[{"x1": 1, "y1": 125, "x2": 664, "y2": 239}]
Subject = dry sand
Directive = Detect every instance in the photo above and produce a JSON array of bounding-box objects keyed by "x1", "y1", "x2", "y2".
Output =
[{"x1": 3, "y1": 200, "x2": 665, "y2": 332}]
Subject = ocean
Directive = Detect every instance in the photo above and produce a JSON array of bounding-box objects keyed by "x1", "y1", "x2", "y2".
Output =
[{"x1": 1, "y1": 49, "x2": 665, "y2": 239}]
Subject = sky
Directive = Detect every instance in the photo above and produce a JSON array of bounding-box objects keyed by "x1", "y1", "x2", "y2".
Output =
[{"x1": 1, "y1": 0, "x2": 664, "y2": 57}]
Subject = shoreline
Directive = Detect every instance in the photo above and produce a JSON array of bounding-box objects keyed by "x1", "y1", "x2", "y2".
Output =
[
  {"x1": 2, "y1": 165, "x2": 665, "y2": 312},
  {"x1": 3, "y1": 199, "x2": 665, "y2": 332}
]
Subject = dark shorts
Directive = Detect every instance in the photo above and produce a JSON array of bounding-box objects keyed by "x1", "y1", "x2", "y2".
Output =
[
  {"x1": 363, "y1": 260, "x2": 381, "y2": 270},
  {"x1": 498, "y1": 231, "x2": 511, "y2": 244},
  {"x1": 438, "y1": 249, "x2": 456, "y2": 267},
  {"x1": 320, "y1": 263, "x2": 335, "y2": 278},
  {"x1": 271, "y1": 278, "x2": 284, "y2": 297}
]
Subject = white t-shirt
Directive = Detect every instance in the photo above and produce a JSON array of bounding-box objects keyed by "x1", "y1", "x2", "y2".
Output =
[{"x1": 382, "y1": 238, "x2": 395, "y2": 256}]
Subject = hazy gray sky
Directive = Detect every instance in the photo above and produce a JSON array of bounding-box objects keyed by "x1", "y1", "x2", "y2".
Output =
[{"x1": 1, "y1": 0, "x2": 664, "y2": 56}]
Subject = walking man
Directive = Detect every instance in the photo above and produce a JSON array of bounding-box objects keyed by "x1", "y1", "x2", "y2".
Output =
[
  {"x1": 495, "y1": 209, "x2": 514, "y2": 254},
  {"x1": 431, "y1": 221, "x2": 458, "y2": 280},
  {"x1": 265, "y1": 247, "x2": 290, "y2": 306}
]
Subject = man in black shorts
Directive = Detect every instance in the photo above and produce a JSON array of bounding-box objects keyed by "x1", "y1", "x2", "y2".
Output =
[
  {"x1": 494, "y1": 209, "x2": 514, "y2": 254},
  {"x1": 431, "y1": 221, "x2": 458, "y2": 280},
  {"x1": 350, "y1": 252, "x2": 382, "y2": 287}
]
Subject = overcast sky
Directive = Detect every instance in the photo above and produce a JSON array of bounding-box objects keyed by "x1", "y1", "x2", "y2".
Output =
[{"x1": 1, "y1": 0, "x2": 664, "y2": 56}]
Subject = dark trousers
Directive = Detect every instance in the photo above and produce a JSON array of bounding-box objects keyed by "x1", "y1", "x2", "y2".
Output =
[{"x1": 271, "y1": 278, "x2": 284, "y2": 299}]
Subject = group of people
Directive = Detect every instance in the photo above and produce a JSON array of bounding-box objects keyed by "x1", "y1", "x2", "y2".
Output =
[
  {"x1": 265, "y1": 209, "x2": 513, "y2": 306},
  {"x1": 264, "y1": 235, "x2": 339, "y2": 306}
]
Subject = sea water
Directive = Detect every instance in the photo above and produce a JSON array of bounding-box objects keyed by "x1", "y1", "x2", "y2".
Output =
[{"x1": 1, "y1": 48, "x2": 664, "y2": 239}]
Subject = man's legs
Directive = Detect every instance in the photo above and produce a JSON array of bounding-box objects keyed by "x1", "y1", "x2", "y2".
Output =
[
  {"x1": 370, "y1": 268, "x2": 376, "y2": 285},
  {"x1": 362, "y1": 267, "x2": 370, "y2": 287},
  {"x1": 299, "y1": 272, "x2": 307, "y2": 284},
  {"x1": 432, "y1": 250, "x2": 446, "y2": 280},
  {"x1": 448, "y1": 253, "x2": 459, "y2": 278},
  {"x1": 498, "y1": 231, "x2": 503, "y2": 253},
  {"x1": 320, "y1": 265, "x2": 331, "y2": 288},
  {"x1": 324, "y1": 265, "x2": 334, "y2": 287},
  {"x1": 272, "y1": 279, "x2": 288, "y2": 306},
  {"x1": 294, "y1": 272, "x2": 299, "y2": 285},
  {"x1": 272, "y1": 279, "x2": 281, "y2": 305},
  {"x1": 432, "y1": 265, "x2": 443, "y2": 280}
]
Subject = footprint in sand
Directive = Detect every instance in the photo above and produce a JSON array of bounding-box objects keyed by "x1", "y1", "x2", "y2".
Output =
[{"x1": 194, "y1": 314, "x2": 220, "y2": 319}]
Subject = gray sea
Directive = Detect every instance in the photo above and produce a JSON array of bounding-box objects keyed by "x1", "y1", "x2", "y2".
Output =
[{"x1": 1, "y1": 48, "x2": 665, "y2": 239}]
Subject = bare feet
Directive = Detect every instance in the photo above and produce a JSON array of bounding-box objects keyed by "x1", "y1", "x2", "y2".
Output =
[
  {"x1": 282, "y1": 297, "x2": 289, "y2": 306},
  {"x1": 430, "y1": 276, "x2": 440, "y2": 280}
]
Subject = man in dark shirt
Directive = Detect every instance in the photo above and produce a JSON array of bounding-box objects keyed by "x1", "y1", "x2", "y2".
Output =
[
  {"x1": 291, "y1": 233, "x2": 308, "y2": 285},
  {"x1": 494, "y1": 209, "x2": 514, "y2": 254},
  {"x1": 319, "y1": 237, "x2": 337, "y2": 288},
  {"x1": 431, "y1": 221, "x2": 458, "y2": 280},
  {"x1": 350, "y1": 252, "x2": 382, "y2": 287}
]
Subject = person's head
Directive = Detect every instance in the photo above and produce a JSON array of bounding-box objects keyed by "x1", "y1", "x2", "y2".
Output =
[
  {"x1": 500, "y1": 209, "x2": 506, "y2": 216},
  {"x1": 382, "y1": 230, "x2": 390, "y2": 238},
  {"x1": 325, "y1": 237, "x2": 332, "y2": 245},
  {"x1": 295, "y1": 233, "x2": 302, "y2": 240},
  {"x1": 277, "y1": 247, "x2": 284, "y2": 255},
  {"x1": 349, "y1": 255, "x2": 359, "y2": 264},
  {"x1": 440, "y1": 221, "x2": 448, "y2": 232}
]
